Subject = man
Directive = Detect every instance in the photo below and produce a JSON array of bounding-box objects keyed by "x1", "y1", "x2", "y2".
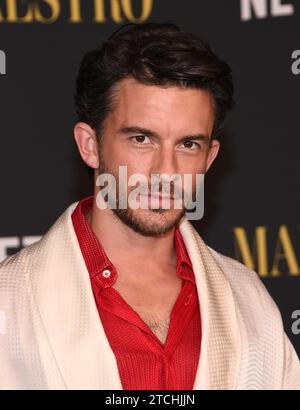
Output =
[{"x1": 0, "y1": 22, "x2": 299, "y2": 390}]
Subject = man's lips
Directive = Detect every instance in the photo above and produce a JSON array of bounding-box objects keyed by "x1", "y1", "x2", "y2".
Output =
[
  {"x1": 137, "y1": 193, "x2": 174, "y2": 201},
  {"x1": 137, "y1": 188, "x2": 183, "y2": 201},
  {"x1": 147, "y1": 193, "x2": 174, "y2": 199}
]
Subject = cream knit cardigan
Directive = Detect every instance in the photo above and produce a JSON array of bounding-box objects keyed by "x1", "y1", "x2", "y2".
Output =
[{"x1": 0, "y1": 201, "x2": 299, "y2": 390}]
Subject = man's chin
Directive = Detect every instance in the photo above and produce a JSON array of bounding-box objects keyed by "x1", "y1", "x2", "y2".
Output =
[{"x1": 111, "y1": 207, "x2": 185, "y2": 237}]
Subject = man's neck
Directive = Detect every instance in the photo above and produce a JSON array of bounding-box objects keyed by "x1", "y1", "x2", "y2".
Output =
[{"x1": 87, "y1": 206, "x2": 177, "y2": 274}]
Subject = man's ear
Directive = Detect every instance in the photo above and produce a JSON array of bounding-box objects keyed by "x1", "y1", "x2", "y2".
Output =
[
  {"x1": 73, "y1": 122, "x2": 99, "y2": 169},
  {"x1": 205, "y1": 139, "x2": 220, "y2": 172}
]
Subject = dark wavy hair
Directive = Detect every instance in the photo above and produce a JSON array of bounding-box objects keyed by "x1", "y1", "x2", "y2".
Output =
[{"x1": 74, "y1": 22, "x2": 234, "y2": 142}]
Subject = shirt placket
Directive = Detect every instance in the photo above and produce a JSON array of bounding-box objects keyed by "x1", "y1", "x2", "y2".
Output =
[{"x1": 163, "y1": 280, "x2": 198, "y2": 388}]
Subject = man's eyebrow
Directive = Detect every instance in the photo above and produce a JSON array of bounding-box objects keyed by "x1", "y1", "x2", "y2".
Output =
[
  {"x1": 119, "y1": 126, "x2": 159, "y2": 138},
  {"x1": 118, "y1": 126, "x2": 210, "y2": 144}
]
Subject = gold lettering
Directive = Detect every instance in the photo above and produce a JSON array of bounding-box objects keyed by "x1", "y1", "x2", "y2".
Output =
[
  {"x1": 0, "y1": 0, "x2": 154, "y2": 24},
  {"x1": 234, "y1": 226, "x2": 268, "y2": 276},
  {"x1": 5, "y1": 0, "x2": 34, "y2": 23},
  {"x1": 107, "y1": 0, "x2": 153, "y2": 24},
  {"x1": 255, "y1": 226, "x2": 268, "y2": 276},
  {"x1": 271, "y1": 225, "x2": 300, "y2": 276},
  {"x1": 69, "y1": 0, "x2": 82, "y2": 23},
  {"x1": 94, "y1": 0, "x2": 105, "y2": 22},
  {"x1": 111, "y1": 0, "x2": 123, "y2": 23},
  {"x1": 120, "y1": 0, "x2": 153, "y2": 23},
  {"x1": 34, "y1": 0, "x2": 60, "y2": 24}
]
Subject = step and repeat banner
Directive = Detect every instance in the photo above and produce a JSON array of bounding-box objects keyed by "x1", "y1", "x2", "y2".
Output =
[{"x1": 0, "y1": 0, "x2": 299, "y2": 356}]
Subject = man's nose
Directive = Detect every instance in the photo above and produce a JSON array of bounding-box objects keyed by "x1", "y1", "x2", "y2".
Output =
[{"x1": 149, "y1": 146, "x2": 178, "y2": 177}]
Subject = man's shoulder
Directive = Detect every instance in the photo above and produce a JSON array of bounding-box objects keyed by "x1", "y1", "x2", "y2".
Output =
[
  {"x1": 206, "y1": 243, "x2": 300, "y2": 387},
  {"x1": 0, "y1": 239, "x2": 41, "y2": 291},
  {"x1": 0, "y1": 200, "x2": 78, "y2": 288},
  {"x1": 207, "y1": 244, "x2": 260, "y2": 282},
  {"x1": 206, "y1": 244, "x2": 281, "y2": 317}
]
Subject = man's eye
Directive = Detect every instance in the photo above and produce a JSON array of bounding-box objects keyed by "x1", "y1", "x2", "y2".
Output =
[
  {"x1": 131, "y1": 135, "x2": 151, "y2": 144},
  {"x1": 181, "y1": 140, "x2": 201, "y2": 150}
]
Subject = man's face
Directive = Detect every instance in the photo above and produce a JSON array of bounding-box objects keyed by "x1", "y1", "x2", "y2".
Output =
[{"x1": 96, "y1": 77, "x2": 219, "y2": 237}]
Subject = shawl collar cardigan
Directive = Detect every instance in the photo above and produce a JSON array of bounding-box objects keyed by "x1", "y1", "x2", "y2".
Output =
[{"x1": 0, "y1": 200, "x2": 299, "y2": 390}]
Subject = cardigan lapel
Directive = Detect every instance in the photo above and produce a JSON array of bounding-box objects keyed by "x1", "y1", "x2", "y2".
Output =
[
  {"x1": 31, "y1": 201, "x2": 239, "y2": 390},
  {"x1": 30, "y1": 201, "x2": 122, "y2": 389},
  {"x1": 178, "y1": 218, "x2": 240, "y2": 390}
]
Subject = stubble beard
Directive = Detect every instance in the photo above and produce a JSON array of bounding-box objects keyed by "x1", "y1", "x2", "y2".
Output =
[{"x1": 96, "y1": 146, "x2": 186, "y2": 237}]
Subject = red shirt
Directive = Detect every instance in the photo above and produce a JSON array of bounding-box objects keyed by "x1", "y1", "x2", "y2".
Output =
[{"x1": 71, "y1": 195, "x2": 201, "y2": 390}]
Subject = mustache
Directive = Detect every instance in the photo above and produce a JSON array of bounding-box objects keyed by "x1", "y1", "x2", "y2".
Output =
[{"x1": 130, "y1": 181, "x2": 185, "y2": 199}]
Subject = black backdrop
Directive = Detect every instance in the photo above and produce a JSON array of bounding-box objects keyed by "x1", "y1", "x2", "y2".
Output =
[{"x1": 0, "y1": 0, "x2": 299, "y2": 357}]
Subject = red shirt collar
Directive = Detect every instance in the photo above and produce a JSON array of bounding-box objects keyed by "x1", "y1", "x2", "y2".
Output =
[{"x1": 71, "y1": 195, "x2": 195, "y2": 288}]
